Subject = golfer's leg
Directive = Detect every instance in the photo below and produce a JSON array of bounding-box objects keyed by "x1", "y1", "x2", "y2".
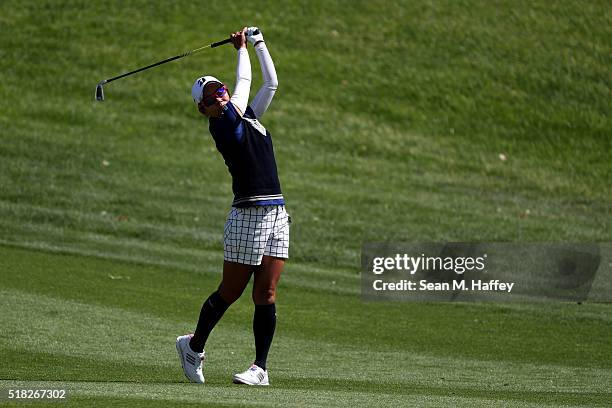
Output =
[
  {"x1": 190, "y1": 261, "x2": 253, "y2": 353},
  {"x1": 251, "y1": 255, "x2": 285, "y2": 369},
  {"x1": 219, "y1": 260, "x2": 254, "y2": 303},
  {"x1": 253, "y1": 256, "x2": 284, "y2": 304}
]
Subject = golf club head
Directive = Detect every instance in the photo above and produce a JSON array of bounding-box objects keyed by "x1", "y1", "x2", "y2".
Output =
[{"x1": 95, "y1": 82, "x2": 105, "y2": 101}]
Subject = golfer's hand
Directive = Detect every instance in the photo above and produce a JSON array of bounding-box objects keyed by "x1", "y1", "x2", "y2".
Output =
[
  {"x1": 231, "y1": 28, "x2": 247, "y2": 50},
  {"x1": 246, "y1": 27, "x2": 264, "y2": 45}
]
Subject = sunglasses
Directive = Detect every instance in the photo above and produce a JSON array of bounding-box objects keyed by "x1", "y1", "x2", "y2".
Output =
[{"x1": 201, "y1": 85, "x2": 228, "y2": 107}]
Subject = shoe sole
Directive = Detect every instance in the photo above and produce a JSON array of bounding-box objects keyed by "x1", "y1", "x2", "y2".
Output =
[{"x1": 232, "y1": 376, "x2": 269, "y2": 386}]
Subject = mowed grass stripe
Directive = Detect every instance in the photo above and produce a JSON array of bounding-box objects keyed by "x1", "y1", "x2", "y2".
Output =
[
  {"x1": 0, "y1": 237, "x2": 357, "y2": 295},
  {"x1": 1, "y1": 245, "x2": 611, "y2": 375},
  {"x1": 3, "y1": 286, "x2": 609, "y2": 395},
  {"x1": 0, "y1": 379, "x2": 608, "y2": 407},
  {"x1": 1, "y1": 193, "x2": 608, "y2": 276},
  {"x1": 0, "y1": 200, "x2": 224, "y2": 247},
  {"x1": 0, "y1": 382, "x2": 538, "y2": 408}
]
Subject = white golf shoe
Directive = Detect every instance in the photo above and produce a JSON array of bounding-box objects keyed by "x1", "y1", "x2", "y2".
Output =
[
  {"x1": 176, "y1": 334, "x2": 205, "y2": 383},
  {"x1": 232, "y1": 364, "x2": 269, "y2": 386}
]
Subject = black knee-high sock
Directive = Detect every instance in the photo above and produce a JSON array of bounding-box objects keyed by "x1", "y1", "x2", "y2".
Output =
[
  {"x1": 189, "y1": 291, "x2": 230, "y2": 353},
  {"x1": 253, "y1": 303, "x2": 276, "y2": 370}
]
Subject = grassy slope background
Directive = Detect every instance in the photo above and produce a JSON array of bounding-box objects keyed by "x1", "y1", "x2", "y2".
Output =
[{"x1": 0, "y1": 0, "x2": 610, "y2": 406}]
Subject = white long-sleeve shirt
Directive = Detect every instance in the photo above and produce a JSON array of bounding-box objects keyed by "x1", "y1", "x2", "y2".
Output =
[{"x1": 229, "y1": 43, "x2": 278, "y2": 118}]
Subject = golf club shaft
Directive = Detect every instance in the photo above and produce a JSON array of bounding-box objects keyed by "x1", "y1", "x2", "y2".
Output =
[{"x1": 101, "y1": 37, "x2": 232, "y2": 85}]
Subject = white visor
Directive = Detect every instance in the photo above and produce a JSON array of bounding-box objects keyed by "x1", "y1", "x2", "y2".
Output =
[{"x1": 191, "y1": 75, "x2": 222, "y2": 104}]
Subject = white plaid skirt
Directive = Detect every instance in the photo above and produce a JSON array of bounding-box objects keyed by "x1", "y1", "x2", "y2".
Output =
[{"x1": 223, "y1": 205, "x2": 290, "y2": 265}]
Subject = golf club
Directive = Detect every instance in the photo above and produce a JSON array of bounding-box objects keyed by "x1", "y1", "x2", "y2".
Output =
[{"x1": 95, "y1": 30, "x2": 259, "y2": 101}]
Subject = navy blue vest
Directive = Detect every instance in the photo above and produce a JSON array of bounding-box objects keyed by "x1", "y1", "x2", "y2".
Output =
[{"x1": 209, "y1": 103, "x2": 284, "y2": 207}]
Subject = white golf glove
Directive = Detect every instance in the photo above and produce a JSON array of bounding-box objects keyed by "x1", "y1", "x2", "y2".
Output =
[{"x1": 246, "y1": 27, "x2": 264, "y2": 45}]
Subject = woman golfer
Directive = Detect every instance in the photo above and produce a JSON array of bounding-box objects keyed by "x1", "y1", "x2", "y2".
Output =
[{"x1": 176, "y1": 27, "x2": 289, "y2": 386}]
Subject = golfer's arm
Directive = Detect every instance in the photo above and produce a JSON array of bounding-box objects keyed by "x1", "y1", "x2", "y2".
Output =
[
  {"x1": 250, "y1": 42, "x2": 278, "y2": 119},
  {"x1": 230, "y1": 47, "x2": 251, "y2": 115}
]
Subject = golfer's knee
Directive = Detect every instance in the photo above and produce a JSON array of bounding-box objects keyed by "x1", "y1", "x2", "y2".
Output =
[{"x1": 252, "y1": 287, "x2": 276, "y2": 305}]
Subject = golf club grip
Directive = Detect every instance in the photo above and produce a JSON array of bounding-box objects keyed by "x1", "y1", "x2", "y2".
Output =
[
  {"x1": 210, "y1": 29, "x2": 260, "y2": 48},
  {"x1": 211, "y1": 37, "x2": 233, "y2": 48}
]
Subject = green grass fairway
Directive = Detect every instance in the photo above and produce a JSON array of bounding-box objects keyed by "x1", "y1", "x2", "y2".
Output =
[
  {"x1": 0, "y1": 0, "x2": 610, "y2": 406},
  {"x1": 1, "y1": 246, "x2": 611, "y2": 407}
]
